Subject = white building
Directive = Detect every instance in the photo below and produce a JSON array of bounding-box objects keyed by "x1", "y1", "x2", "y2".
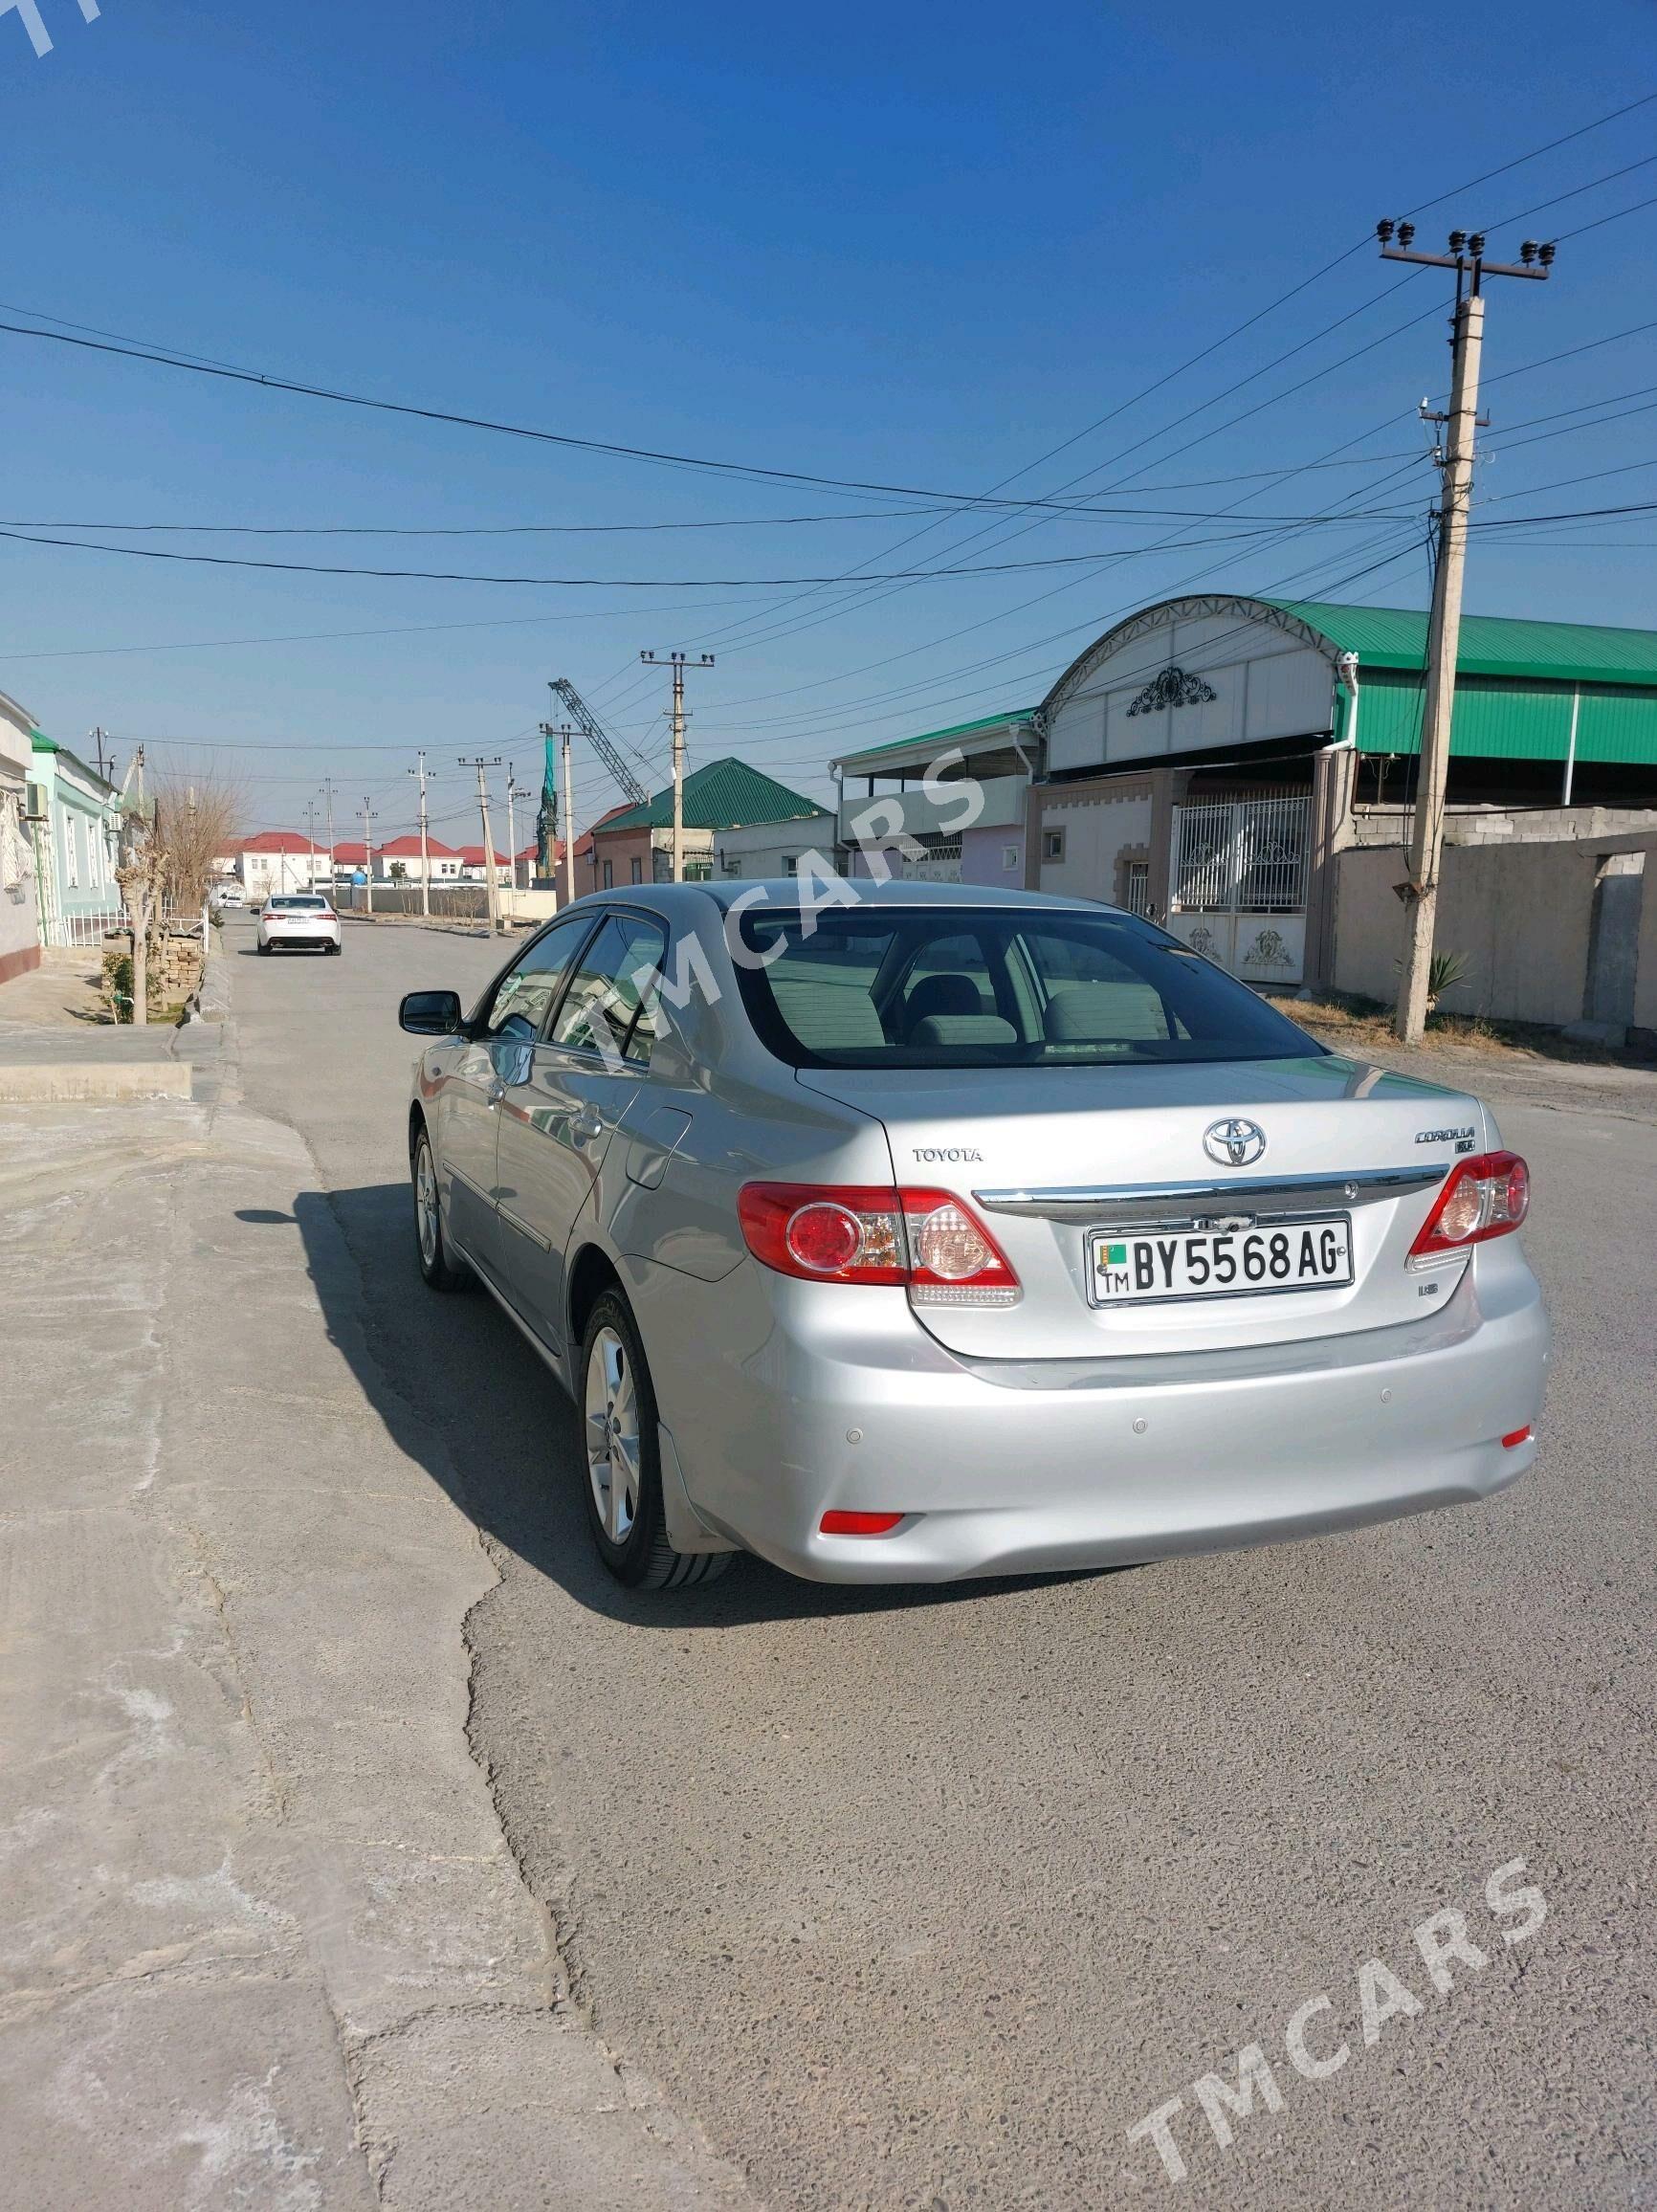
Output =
[
  {"x1": 714, "y1": 808, "x2": 837, "y2": 879},
  {"x1": 237, "y1": 831, "x2": 331, "y2": 896},
  {"x1": 0, "y1": 688, "x2": 42, "y2": 986},
  {"x1": 375, "y1": 835, "x2": 464, "y2": 883}
]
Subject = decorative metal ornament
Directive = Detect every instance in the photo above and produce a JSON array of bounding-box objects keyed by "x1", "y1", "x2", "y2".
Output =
[{"x1": 1126, "y1": 665, "x2": 1219, "y2": 716}]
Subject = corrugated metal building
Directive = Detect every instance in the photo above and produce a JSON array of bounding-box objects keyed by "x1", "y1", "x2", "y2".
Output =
[{"x1": 1024, "y1": 593, "x2": 1657, "y2": 990}]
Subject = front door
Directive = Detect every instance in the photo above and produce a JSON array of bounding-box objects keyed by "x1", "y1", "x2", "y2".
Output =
[
  {"x1": 440, "y1": 916, "x2": 598, "y2": 1274},
  {"x1": 495, "y1": 911, "x2": 668, "y2": 1352}
]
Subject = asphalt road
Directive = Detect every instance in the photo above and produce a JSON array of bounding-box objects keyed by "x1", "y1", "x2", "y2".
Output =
[{"x1": 229, "y1": 912, "x2": 1657, "y2": 2211}]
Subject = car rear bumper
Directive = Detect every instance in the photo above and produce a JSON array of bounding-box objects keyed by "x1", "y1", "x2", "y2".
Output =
[{"x1": 641, "y1": 1245, "x2": 1551, "y2": 1583}]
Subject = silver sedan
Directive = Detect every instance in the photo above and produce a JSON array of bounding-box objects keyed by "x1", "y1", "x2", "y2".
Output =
[{"x1": 400, "y1": 882, "x2": 1549, "y2": 1590}]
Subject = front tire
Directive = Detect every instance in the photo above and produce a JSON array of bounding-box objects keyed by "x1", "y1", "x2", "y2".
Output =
[
  {"x1": 580, "y1": 1291, "x2": 732, "y2": 1590},
  {"x1": 412, "y1": 1126, "x2": 470, "y2": 1291}
]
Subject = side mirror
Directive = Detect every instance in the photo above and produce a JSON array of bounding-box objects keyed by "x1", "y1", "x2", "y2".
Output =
[{"x1": 399, "y1": 988, "x2": 463, "y2": 1036}]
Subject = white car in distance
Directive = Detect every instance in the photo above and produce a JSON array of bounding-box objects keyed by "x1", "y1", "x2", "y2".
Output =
[{"x1": 257, "y1": 894, "x2": 342, "y2": 956}]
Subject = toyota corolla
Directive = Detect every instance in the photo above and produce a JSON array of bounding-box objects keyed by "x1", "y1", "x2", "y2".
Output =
[{"x1": 400, "y1": 882, "x2": 1549, "y2": 1591}]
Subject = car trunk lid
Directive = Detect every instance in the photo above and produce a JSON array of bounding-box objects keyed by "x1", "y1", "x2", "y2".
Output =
[{"x1": 797, "y1": 1054, "x2": 1486, "y2": 1359}]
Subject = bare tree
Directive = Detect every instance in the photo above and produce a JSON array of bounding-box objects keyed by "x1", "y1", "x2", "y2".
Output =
[
  {"x1": 152, "y1": 772, "x2": 244, "y2": 911},
  {"x1": 115, "y1": 817, "x2": 162, "y2": 1026}
]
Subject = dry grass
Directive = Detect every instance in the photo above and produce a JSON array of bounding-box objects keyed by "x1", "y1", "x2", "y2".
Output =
[{"x1": 1286, "y1": 991, "x2": 1645, "y2": 1069}]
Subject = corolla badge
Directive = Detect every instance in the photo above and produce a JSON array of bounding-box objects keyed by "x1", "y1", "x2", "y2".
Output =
[{"x1": 1204, "y1": 1117, "x2": 1268, "y2": 1168}]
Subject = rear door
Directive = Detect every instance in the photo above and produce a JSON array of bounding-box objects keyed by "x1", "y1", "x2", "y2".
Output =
[{"x1": 494, "y1": 910, "x2": 667, "y2": 1350}]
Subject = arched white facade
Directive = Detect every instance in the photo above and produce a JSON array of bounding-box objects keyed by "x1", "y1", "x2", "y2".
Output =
[{"x1": 1040, "y1": 596, "x2": 1346, "y2": 777}]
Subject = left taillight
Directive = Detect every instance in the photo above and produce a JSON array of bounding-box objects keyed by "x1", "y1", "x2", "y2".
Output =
[
  {"x1": 1408, "y1": 1150, "x2": 1530, "y2": 1263},
  {"x1": 737, "y1": 1182, "x2": 1020, "y2": 1305}
]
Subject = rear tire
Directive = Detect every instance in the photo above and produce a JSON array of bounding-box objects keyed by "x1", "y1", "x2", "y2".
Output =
[
  {"x1": 412, "y1": 1126, "x2": 471, "y2": 1291},
  {"x1": 579, "y1": 1290, "x2": 733, "y2": 1590}
]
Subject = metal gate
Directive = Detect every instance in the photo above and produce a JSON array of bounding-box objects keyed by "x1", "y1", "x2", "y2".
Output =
[{"x1": 1168, "y1": 793, "x2": 1310, "y2": 984}]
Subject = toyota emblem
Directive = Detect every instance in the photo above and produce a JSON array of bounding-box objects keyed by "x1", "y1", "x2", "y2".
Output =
[{"x1": 1204, "y1": 1117, "x2": 1268, "y2": 1168}]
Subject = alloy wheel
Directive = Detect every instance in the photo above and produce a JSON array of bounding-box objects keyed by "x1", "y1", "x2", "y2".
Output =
[
  {"x1": 415, "y1": 1141, "x2": 439, "y2": 1268},
  {"x1": 585, "y1": 1325, "x2": 639, "y2": 1542}
]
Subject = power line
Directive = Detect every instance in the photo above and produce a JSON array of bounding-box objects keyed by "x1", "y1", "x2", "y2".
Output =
[
  {"x1": 661, "y1": 99, "x2": 1657, "y2": 672},
  {"x1": 0, "y1": 518, "x2": 1418, "y2": 588}
]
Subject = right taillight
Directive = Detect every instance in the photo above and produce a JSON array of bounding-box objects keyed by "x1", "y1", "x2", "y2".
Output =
[{"x1": 1408, "y1": 1150, "x2": 1530, "y2": 1263}]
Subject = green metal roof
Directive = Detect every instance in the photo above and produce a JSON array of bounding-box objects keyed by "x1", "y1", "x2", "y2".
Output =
[
  {"x1": 1266, "y1": 600, "x2": 1657, "y2": 687},
  {"x1": 595, "y1": 756, "x2": 828, "y2": 835},
  {"x1": 833, "y1": 707, "x2": 1039, "y2": 772}
]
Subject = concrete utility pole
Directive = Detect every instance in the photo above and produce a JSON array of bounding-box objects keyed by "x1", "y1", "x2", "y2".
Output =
[
  {"x1": 303, "y1": 799, "x2": 319, "y2": 887},
  {"x1": 504, "y1": 766, "x2": 522, "y2": 920},
  {"x1": 640, "y1": 650, "x2": 715, "y2": 883},
  {"x1": 409, "y1": 753, "x2": 433, "y2": 918},
  {"x1": 561, "y1": 727, "x2": 576, "y2": 905},
  {"x1": 1376, "y1": 219, "x2": 1554, "y2": 1043},
  {"x1": 321, "y1": 777, "x2": 338, "y2": 893},
  {"x1": 359, "y1": 797, "x2": 379, "y2": 917},
  {"x1": 459, "y1": 756, "x2": 504, "y2": 935}
]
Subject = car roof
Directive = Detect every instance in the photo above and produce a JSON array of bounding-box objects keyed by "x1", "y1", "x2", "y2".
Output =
[{"x1": 570, "y1": 878, "x2": 1119, "y2": 920}]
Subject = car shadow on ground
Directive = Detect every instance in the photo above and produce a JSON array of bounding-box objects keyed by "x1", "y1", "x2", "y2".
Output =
[{"x1": 280, "y1": 1182, "x2": 1113, "y2": 1628}]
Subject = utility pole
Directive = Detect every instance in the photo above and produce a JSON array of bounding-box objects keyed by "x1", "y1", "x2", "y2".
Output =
[
  {"x1": 90, "y1": 726, "x2": 109, "y2": 783},
  {"x1": 504, "y1": 765, "x2": 522, "y2": 920},
  {"x1": 459, "y1": 756, "x2": 504, "y2": 935},
  {"x1": 321, "y1": 776, "x2": 338, "y2": 892},
  {"x1": 640, "y1": 650, "x2": 715, "y2": 883},
  {"x1": 561, "y1": 726, "x2": 576, "y2": 905},
  {"x1": 1376, "y1": 219, "x2": 1554, "y2": 1043},
  {"x1": 359, "y1": 797, "x2": 379, "y2": 917},
  {"x1": 408, "y1": 753, "x2": 434, "y2": 918},
  {"x1": 303, "y1": 798, "x2": 319, "y2": 890}
]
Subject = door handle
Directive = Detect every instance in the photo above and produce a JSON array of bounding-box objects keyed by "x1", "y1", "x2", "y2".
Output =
[
  {"x1": 486, "y1": 1077, "x2": 507, "y2": 1109},
  {"x1": 571, "y1": 1103, "x2": 606, "y2": 1143}
]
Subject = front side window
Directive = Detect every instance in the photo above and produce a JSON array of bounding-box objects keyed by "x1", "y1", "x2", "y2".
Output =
[
  {"x1": 483, "y1": 918, "x2": 591, "y2": 1040},
  {"x1": 734, "y1": 906, "x2": 1319, "y2": 1070},
  {"x1": 548, "y1": 913, "x2": 669, "y2": 1065}
]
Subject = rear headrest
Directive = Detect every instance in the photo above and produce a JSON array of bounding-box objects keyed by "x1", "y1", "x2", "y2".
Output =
[
  {"x1": 1044, "y1": 982, "x2": 1168, "y2": 1042},
  {"x1": 908, "y1": 1013, "x2": 1018, "y2": 1049},
  {"x1": 904, "y1": 972, "x2": 983, "y2": 1036}
]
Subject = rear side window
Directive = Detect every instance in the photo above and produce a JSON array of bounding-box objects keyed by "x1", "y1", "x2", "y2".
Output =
[
  {"x1": 548, "y1": 914, "x2": 669, "y2": 1064},
  {"x1": 735, "y1": 907, "x2": 1319, "y2": 1069}
]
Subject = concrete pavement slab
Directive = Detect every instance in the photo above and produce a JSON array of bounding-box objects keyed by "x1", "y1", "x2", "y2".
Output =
[{"x1": 0, "y1": 989, "x2": 759, "y2": 2206}]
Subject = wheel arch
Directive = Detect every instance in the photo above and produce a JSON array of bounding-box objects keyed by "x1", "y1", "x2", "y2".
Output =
[{"x1": 566, "y1": 1240, "x2": 625, "y2": 1356}]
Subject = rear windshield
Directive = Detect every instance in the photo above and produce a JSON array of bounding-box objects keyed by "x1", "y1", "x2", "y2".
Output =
[
  {"x1": 270, "y1": 896, "x2": 328, "y2": 909},
  {"x1": 734, "y1": 906, "x2": 1322, "y2": 1069}
]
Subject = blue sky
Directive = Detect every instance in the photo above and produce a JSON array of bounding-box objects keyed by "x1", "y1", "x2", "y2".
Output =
[{"x1": 4, "y1": 0, "x2": 1656, "y2": 841}]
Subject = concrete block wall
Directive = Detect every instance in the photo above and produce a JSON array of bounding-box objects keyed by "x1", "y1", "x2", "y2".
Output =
[{"x1": 1331, "y1": 838, "x2": 1655, "y2": 1029}]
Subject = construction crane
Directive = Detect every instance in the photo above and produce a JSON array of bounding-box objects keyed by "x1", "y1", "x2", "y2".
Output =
[{"x1": 547, "y1": 678, "x2": 652, "y2": 809}]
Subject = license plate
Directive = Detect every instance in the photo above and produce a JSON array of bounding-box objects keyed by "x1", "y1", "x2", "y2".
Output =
[{"x1": 1087, "y1": 1216, "x2": 1354, "y2": 1306}]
